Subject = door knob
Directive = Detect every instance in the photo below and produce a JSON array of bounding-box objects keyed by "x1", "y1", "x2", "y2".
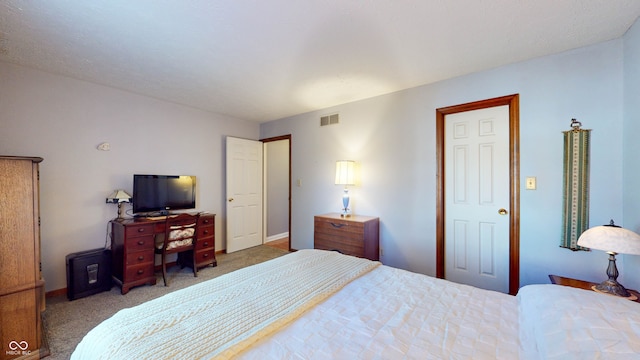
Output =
[
  {"x1": 498, "y1": 208, "x2": 508, "y2": 215},
  {"x1": 228, "y1": 198, "x2": 234, "y2": 202}
]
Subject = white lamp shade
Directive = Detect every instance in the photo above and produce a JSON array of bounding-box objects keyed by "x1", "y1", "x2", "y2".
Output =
[
  {"x1": 106, "y1": 189, "x2": 132, "y2": 203},
  {"x1": 577, "y1": 225, "x2": 640, "y2": 255},
  {"x1": 335, "y1": 160, "x2": 355, "y2": 185}
]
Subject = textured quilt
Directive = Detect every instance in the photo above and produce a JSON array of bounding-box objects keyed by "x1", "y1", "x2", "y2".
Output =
[{"x1": 71, "y1": 249, "x2": 379, "y2": 359}]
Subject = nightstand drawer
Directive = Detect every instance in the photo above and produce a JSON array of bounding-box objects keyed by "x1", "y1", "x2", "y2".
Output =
[
  {"x1": 315, "y1": 217, "x2": 364, "y2": 236},
  {"x1": 314, "y1": 232, "x2": 364, "y2": 257}
]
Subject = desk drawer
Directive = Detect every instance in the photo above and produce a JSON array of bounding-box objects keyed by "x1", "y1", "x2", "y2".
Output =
[
  {"x1": 198, "y1": 226, "x2": 214, "y2": 239},
  {"x1": 198, "y1": 215, "x2": 214, "y2": 227},
  {"x1": 124, "y1": 263, "x2": 154, "y2": 283},
  {"x1": 196, "y1": 238, "x2": 214, "y2": 250},
  {"x1": 195, "y1": 249, "x2": 215, "y2": 264},
  {"x1": 125, "y1": 235, "x2": 155, "y2": 253},
  {"x1": 125, "y1": 224, "x2": 155, "y2": 238},
  {"x1": 125, "y1": 249, "x2": 154, "y2": 266}
]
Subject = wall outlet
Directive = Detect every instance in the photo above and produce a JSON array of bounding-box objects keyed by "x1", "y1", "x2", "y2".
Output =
[{"x1": 525, "y1": 176, "x2": 536, "y2": 190}]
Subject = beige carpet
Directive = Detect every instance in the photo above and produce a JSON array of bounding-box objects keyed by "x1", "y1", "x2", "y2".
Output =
[{"x1": 43, "y1": 245, "x2": 289, "y2": 359}]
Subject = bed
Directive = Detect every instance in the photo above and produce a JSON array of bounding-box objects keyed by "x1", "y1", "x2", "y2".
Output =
[{"x1": 71, "y1": 249, "x2": 640, "y2": 359}]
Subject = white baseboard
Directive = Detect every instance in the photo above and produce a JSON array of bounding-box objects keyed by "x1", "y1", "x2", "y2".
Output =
[{"x1": 265, "y1": 232, "x2": 289, "y2": 243}]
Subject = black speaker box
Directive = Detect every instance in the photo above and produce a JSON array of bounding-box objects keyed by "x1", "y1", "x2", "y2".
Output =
[{"x1": 66, "y1": 248, "x2": 112, "y2": 300}]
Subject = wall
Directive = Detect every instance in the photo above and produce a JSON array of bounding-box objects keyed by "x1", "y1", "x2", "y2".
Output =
[
  {"x1": 0, "y1": 62, "x2": 260, "y2": 292},
  {"x1": 623, "y1": 18, "x2": 640, "y2": 290},
  {"x1": 261, "y1": 38, "x2": 630, "y2": 288},
  {"x1": 3, "y1": 20, "x2": 637, "y2": 294}
]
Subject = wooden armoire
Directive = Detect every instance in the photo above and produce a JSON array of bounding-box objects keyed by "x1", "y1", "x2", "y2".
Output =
[{"x1": 0, "y1": 156, "x2": 48, "y2": 359}]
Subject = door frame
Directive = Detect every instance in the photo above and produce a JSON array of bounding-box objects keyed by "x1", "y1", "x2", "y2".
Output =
[
  {"x1": 435, "y1": 94, "x2": 520, "y2": 295},
  {"x1": 261, "y1": 134, "x2": 292, "y2": 251}
]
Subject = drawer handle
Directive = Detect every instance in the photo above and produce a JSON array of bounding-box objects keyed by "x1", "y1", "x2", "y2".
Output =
[
  {"x1": 202, "y1": 242, "x2": 209, "y2": 246},
  {"x1": 203, "y1": 230, "x2": 209, "y2": 235},
  {"x1": 203, "y1": 253, "x2": 209, "y2": 258},
  {"x1": 137, "y1": 228, "x2": 145, "y2": 233},
  {"x1": 330, "y1": 222, "x2": 346, "y2": 228},
  {"x1": 137, "y1": 256, "x2": 144, "y2": 261},
  {"x1": 203, "y1": 219, "x2": 210, "y2": 224},
  {"x1": 137, "y1": 269, "x2": 144, "y2": 275},
  {"x1": 137, "y1": 240, "x2": 145, "y2": 245}
]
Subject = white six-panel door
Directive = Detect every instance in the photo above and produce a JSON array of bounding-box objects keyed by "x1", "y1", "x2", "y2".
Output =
[
  {"x1": 226, "y1": 136, "x2": 264, "y2": 253},
  {"x1": 444, "y1": 105, "x2": 510, "y2": 293}
]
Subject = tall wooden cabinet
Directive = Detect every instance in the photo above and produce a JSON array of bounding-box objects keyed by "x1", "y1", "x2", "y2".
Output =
[{"x1": 0, "y1": 156, "x2": 47, "y2": 359}]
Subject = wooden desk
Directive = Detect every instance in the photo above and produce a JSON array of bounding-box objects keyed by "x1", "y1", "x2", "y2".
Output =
[
  {"x1": 549, "y1": 274, "x2": 640, "y2": 303},
  {"x1": 111, "y1": 214, "x2": 216, "y2": 294}
]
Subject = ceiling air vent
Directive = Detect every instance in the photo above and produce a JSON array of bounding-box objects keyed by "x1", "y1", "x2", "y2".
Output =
[{"x1": 320, "y1": 113, "x2": 339, "y2": 126}]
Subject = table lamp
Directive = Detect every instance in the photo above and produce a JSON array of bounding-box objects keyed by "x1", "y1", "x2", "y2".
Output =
[
  {"x1": 335, "y1": 160, "x2": 355, "y2": 217},
  {"x1": 577, "y1": 219, "x2": 640, "y2": 299},
  {"x1": 106, "y1": 189, "x2": 132, "y2": 219}
]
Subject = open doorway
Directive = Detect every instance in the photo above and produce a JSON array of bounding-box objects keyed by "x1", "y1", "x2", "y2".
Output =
[{"x1": 262, "y1": 135, "x2": 291, "y2": 251}]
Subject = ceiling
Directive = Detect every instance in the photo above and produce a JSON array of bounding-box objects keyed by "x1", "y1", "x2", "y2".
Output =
[{"x1": 2, "y1": 1, "x2": 640, "y2": 122}]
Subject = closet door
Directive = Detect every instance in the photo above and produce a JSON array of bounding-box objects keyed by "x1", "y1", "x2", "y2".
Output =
[{"x1": 0, "y1": 156, "x2": 45, "y2": 358}]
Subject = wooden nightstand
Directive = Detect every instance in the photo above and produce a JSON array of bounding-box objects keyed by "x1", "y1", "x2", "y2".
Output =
[
  {"x1": 314, "y1": 213, "x2": 379, "y2": 261},
  {"x1": 549, "y1": 274, "x2": 640, "y2": 303}
]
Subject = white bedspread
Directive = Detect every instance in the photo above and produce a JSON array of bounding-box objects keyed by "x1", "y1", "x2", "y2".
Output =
[
  {"x1": 72, "y1": 249, "x2": 640, "y2": 359},
  {"x1": 239, "y1": 262, "x2": 521, "y2": 359},
  {"x1": 518, "y1": 284, "x2": 640, "y2": 359}
]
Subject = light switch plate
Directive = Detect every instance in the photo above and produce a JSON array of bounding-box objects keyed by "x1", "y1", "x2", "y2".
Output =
[{"x1": 525, "y1": 176, "x2": 536, "y2": 190}]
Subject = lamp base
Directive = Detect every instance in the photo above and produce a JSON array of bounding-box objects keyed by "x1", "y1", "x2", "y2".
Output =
[
  {"x1": 340, "y1": 188, "x2": 351, "y2": 217},
  {"x1": 590, "y1": 252, "x2": 638, "y2": 300},
  {"x1": 116, "y1": 203, "x2": 126, "y2": 220},
  {"x1": 591, "y1": 282, "x2": 638, "y2": 301}
]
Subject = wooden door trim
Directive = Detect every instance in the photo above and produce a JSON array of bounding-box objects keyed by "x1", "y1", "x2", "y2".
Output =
[
  {"x1": 435, "y1": 94, "x2": 520, "y2": 295},
  {"x1": 261, "y1": 134, "x2": 292, "y2": 251}
]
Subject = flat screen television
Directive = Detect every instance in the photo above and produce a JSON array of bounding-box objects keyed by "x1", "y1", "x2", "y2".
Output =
[{"x1": 132, "y1": 175, "x2": 196, "y2": 215}]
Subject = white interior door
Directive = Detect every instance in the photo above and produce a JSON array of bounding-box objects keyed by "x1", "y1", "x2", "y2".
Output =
[
  {"x1": 444, "y1": 105, "x2": 510, "y2": 293},
  {"x1": 226, "y1": 137, "x2": 263, "y2": 253}
]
